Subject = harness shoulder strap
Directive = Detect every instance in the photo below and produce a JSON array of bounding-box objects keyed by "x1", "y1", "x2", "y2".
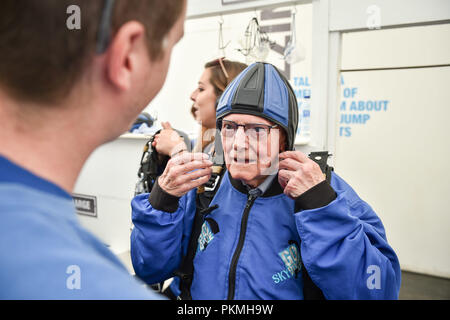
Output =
[{"x1": 173, "y1": 162, "x2": 225, "y2": 300}]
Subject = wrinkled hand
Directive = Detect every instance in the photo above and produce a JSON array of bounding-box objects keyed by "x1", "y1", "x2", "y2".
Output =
[
  {"x1": 152, "y1": 121, "x2": 187, "y2": 157},
  {"x1": 278, "y1": 151, "x2": 325, "y2": 199},
  {"x1": 158, "y1": 152, "x2": 212, "y2": 197}
]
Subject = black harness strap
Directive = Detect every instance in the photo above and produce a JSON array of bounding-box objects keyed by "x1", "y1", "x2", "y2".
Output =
[
  {"x1": 300, "y1": 151, "x2": 333, "y2": 300},
  {"x1": 173, "y1": 163, "x2": 225, "y2": 300},
  {"x1": 135, "y1": 129, "x2": 192, "y2": 195}
]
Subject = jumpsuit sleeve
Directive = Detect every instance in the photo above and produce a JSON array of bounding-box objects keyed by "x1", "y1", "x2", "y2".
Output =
[
  {"x1": 130, "y1": 180, "x2": 197, "y2": 285},
  {"x1": 294, "y1": 172, "x2": 401, "y2": 300}
]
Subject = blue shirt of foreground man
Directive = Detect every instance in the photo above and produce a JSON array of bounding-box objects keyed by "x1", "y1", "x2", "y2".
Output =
[
  {"x1": 131, "y1": 62, "x2": 401, "y2": 299},
  {"x1": 0, "y1": 0, "x2": 186, "y2": 299}
]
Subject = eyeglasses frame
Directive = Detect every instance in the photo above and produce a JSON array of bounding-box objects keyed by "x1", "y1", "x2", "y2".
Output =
[{"x1": 221, "y1": 119, "x2": 278, "y2": 139}]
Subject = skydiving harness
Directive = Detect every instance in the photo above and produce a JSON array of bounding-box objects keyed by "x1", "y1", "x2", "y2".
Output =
[
  {"x1": 135, "y1": 129, "x2": 192, "y2": 196},
  {"x1": 165, "y1": 150, "x2": 334, "y2": 300}
]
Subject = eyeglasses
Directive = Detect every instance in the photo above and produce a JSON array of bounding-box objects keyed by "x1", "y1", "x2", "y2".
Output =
[
  {"x1": 207, "y1": 57, "x2": 229, "y2": 79},
  {"x1": 221, "y1": 119, "x2": 278, "y2": 140},
  {"x1": 96, "y1": 0, "x2": 116, "y2": 54}
]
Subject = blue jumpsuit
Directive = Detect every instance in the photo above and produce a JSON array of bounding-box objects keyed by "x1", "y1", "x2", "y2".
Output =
[{"x1": 131, "y1": 170, "x2": 401, "y2": 300}]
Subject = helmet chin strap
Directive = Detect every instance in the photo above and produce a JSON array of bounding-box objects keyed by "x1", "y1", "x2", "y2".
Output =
[{"x1": 212, "y1": 126, "x2": 225, "y2": 166}]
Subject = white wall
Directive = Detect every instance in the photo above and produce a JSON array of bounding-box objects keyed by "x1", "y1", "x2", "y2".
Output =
[
  {"x1": 329, "y1": 0, "x2": 450, "y2": 31},
  {"x1": 336, "y1": 24, "x2": 450, "y2": 278},
  {"x1": 74, "y1": 136, "x2": 147, "y2": 255},
  {"x1": 341, "y1": 24, "x2": 450, "y2": 69}
]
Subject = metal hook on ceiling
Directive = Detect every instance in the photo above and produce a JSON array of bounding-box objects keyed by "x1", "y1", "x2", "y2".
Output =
[{"x1": 218, "y1": 15, "x2": 230, "y2": 55}]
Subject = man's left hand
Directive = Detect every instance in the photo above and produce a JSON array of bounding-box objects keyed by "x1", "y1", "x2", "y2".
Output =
[{"x1": 278, "y1": 151, "x2": 325, "y2": 199}]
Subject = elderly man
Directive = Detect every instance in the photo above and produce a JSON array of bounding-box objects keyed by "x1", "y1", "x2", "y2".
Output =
[{"x1": 131, "y1": 62, "x2": 401, "y2": 300}]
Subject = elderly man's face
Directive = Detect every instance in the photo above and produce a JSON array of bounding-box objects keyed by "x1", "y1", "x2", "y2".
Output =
[{"x1": 221, "y1": 113, "x2": 286, "y2": 188}]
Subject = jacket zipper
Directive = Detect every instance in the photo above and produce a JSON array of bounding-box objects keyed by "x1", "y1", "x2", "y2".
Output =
[{"x1": 227, "y1": 193, "x2": 258, "y2": 300}]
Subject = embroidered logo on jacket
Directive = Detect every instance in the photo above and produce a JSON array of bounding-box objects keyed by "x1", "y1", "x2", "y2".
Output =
[
  {"x1": 272, "y1": 242, "x2": 302, "y2": 284},
  {"x1": 197, "y1": 221, "x2": 214, "y2": 252}
]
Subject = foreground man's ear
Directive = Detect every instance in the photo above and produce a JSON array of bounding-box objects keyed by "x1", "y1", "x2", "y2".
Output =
[{"x1": 106, "y1": 21, "x2": 147, "y2": 91}]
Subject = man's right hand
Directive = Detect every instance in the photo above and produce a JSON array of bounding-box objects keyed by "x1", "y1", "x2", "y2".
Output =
[{"x1": 158, "y1": 153, "x2": 212, "y2": 197}]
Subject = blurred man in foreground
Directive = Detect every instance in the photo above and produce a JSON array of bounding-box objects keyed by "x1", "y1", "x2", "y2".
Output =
[{"x1": 0, "y1": 0, "x2": 186, "y2": 299}]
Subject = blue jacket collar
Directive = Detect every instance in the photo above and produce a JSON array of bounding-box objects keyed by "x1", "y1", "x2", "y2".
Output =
[
  {"x1": 0, "y1": 155, "x2": 72, "y2": 200},
  {"x1": 227, "y1": 170, "x2": 284, "y2": 198}
]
